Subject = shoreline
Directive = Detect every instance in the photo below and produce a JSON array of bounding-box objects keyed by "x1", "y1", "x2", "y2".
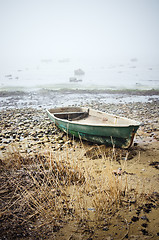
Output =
[
  {"x1": 0, "y1": 88, "x2": 159, "y2": 95},
  {"x1": 0, "y1": 88, "x2": 159, "y2": 111}
]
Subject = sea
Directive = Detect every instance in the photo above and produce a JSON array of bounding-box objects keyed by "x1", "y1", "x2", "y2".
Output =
[
  {"x1": 0, "y1": 58, "x2": 159, "y2": 110},
  {"x1": 0, "y1": 57, "x2": 159, "y2": 90}
]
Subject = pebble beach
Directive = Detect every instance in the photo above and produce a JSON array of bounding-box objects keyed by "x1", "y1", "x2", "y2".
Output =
[{"x1": 0, "y1": 89, "x2": 159, "y2": 152}]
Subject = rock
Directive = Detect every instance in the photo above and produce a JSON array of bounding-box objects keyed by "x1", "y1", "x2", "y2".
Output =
[
  {"x1": 141, "y1": 215, "x2": 149, "y2": 222},
  {"x1": 0, "y1": 145, "x2": 5, "y2": 150},
  {"x1": 141, "y1": 223, "x2": 148, "y2": 228},
  {"x1": 141, "y1": 229, "x2": 149, "y2": 235},
  {"x1": 149, "y1": 161, "x2": 159, "y2": 169},
  {"x1": 131, "y1": 216, "x2": 139, "y2": 222},
  {"x1": 112, "y1": 168, "x2": 123, "y2": 175},
  {"x1": 103, "y1": 226, "x2": 109, "y2": 231}
]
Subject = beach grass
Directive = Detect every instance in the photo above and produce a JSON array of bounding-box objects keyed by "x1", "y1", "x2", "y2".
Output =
[{"x1": 0, "y1": 141, "x2": 153, "y2": 238}]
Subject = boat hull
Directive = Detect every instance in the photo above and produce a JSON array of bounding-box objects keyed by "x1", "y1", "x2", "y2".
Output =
[{"x1": 47, "y1": 109, "x2": 140, "y2": 148}]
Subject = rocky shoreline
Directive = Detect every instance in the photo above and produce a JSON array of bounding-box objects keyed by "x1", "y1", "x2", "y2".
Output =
[{"x1": 0, "y1": 99, "x2": 159, "y2": 154}]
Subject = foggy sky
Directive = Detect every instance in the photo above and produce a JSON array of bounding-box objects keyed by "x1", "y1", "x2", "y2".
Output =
[{"x1": 0, "y1": 0, "x2": 159, "y2": 66}]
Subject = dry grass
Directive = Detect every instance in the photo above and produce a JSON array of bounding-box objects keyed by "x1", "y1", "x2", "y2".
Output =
[
  {"x1": 0, "y1": 142, "x2": 153, "y2": 238},
  {"x1": 69, "y1": 146, "x2": 146, "y2": 223}
]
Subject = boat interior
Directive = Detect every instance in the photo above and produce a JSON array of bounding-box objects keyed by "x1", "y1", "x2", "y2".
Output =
[
  {"x1": 49, "y1": 107, "x2": 139, "y2": 126},
  {"x1": 54, "y1": 111, "x2": 89, "y2": 121}
]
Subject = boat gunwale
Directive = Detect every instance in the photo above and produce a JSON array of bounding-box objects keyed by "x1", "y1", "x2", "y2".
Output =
[{"x1": 46, "y1": 108, "x2": 141, "y2": 128}]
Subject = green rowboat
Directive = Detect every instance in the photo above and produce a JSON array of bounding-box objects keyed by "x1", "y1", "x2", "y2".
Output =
[{"x1": 47, "y1": 107, "x2": 140, "y2": 148}]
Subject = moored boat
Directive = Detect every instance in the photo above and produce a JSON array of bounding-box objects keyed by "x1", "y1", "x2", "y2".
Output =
[{"x1": 47, "y1": 107, "x2": 140, "y2": 148}]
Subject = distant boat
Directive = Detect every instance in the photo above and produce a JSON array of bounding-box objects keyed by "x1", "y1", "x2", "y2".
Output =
[
  {"x1": 69, "y1": 77, "x2": 82, "y2": 82},
  {"x1": 58, "y1": 58, "x2": 70, "y2": 63},
  {"x1": 47, "y1": 107, "x2": 140, "y2": 148},
  {"x1": 5, "y1": 74, "x2": 12, "y2": 78},
  {"x1": 74, "y1": 69, "x2": 85, "y2": 76}
]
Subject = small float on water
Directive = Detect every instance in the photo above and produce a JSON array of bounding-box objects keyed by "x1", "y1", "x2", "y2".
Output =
[
  {"x1": 47, "y1": 107, "x2": 140, "y2": 148},
  {"x1": 69, "y1": 77, "x2": 82, "y2": 82},
  {"x1": 74, "y1": 68, "x2": 85, "y2": 76}
]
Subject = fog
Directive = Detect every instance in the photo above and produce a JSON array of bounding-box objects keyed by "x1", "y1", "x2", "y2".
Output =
[{"x1": 0, "y1": 0, "x2": 159, "y2": 88}]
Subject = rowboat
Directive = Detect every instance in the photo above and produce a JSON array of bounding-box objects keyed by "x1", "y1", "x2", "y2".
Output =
[{"x1": 47, "y1": 107, "x2": 140, "y2": 148}]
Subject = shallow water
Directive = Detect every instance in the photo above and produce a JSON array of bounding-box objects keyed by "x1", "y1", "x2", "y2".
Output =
[{"x1": 0, "y1": 89, "x2": 159, "y2": 110}]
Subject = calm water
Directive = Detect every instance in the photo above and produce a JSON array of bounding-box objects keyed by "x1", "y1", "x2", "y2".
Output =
[{"x1": 0, "y1": 58, "x2": 159, "y2": 90}]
